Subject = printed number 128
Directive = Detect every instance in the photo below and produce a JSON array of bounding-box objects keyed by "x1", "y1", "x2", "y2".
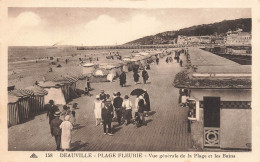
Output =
[{"x1": 46, "y1": 153, "x2": 53, "y2": 157}]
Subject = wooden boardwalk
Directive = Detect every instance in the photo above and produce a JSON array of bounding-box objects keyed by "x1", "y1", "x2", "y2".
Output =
[{"x1": 8, "y1": 55, "x2": 191, "y2": 151}]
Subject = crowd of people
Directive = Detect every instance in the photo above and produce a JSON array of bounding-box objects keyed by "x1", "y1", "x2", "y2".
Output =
[
  {"x1": 43, "y1": 51, "x2": 188, "y2": 151},
  {"x1": 165, "y1": 50, "x2": 184, "y2": 67},
  {"x1": 93, "y1": 89, "x2": 151, "y2": 136},
  {"x1": 45, "y1": 88, "x2": 151, "y2": 151}
]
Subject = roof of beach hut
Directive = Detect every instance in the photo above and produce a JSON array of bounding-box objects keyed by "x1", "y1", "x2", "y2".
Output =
[
  {"x1": 54, "y1": 67, "x2": 86, "y2": 80},
  {"x1": 100, "y1": 64, "x2": 116, "y2": 70},
  {"x1": 8, "y1": 95, "x2": 19, "y2": 104},
  {"x1": 9, "y1": 89, "x2": 31, "y2": 98},
  {"x1": 130, "y1": 58, "x2": 138, "y2": 62},
  {"x1": 43, "y1": 72, "x2": 71, "y2": 84},
  {"x1": 38, "y1": 81, "x2": 60, "y2": 88},
  {"x1": 25, "y1": 85, "x2": 48, "y2": 96},
  {"x1": 63, "y1": 74, "x2": 79, "y2": 83},
  {"x1": 83, "y1": 63, "x2": 95, "y2": 67},
  {"x1": 92, "y1": 68, "x2": 109, "y2": 77},
  {"x1": 123, "y1": 58, "x2": 131, "y2": 61}
]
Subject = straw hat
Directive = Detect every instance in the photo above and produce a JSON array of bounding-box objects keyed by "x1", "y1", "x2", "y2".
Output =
[
  {"x1": 54, "y1": 111, "x2": 60, "y2": 117},
  {"x1": 96, "y1": 95, "x2": 100, "y2": 99}
]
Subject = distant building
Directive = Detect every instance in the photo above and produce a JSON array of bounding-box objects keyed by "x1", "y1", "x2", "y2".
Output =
[
  {"x1": 177, "y1": 35, "x2": 188, "y2": 45},
  {"x1": 225, "y1": 28, "x2": 251, "y2": 46},
  {"x1": 200, "y1": 36, "x2": 212, "y2": 44},
  {"x1": 174, "y1": 48, "x2": 251, "y2": 150},
  {"x1": 177, "y1": 35, "x2": 213, "y2": 45},
  {"x1": 211, "y1": 37, "x2": 225, "y2": 45},
  {"x1": 187, "y1": 36, "x2": 201, "y2": 44}
]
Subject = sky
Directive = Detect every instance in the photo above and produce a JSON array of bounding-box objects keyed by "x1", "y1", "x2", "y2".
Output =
[{"x1": 8, "y1": 8, "x2": 251, "y2": 46}]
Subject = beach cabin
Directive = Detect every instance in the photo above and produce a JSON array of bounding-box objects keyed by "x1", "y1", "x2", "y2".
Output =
[
  {"x1": 63, "y1": 75, "x2": 79, "y2": 100},
  {"x1": 25, "y1": 85, "x2": 48, "y2": 116},
  {"x1": 38, "y1": 81, "x2": 66, "y2": 105},
  {"x1": 122, "y1": 62, "x2": 130, "y2": 72},
  {"x1": 43, "y1": 72, "x2": 79, "y2": 103},
  {"x1": 174, "y1": 48, "x2": 251, "y2": 150},
  {"x1": 82, "y1": 63, "x2": 95, "y2": 75},
  {"x1": 8, "y1": 95, "x2": 20, "y2": 126},
  {"x1": 91, "y1": 68, "x2": 109, "y2": 82},
  {"x1": 99, "y1": 64, "x2": 118, "y2": 82},
  {"x1": 113, "y1": 63, "x2": 123, "y2": 76},
  {"x1": 54, "y1": 67, "x2": 88, "y2": 95},
  {"x1": 8, "y1": 89, "x2": 31, "y2": 124}
]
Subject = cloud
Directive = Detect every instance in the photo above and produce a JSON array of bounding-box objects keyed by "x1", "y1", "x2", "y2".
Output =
[
  {"x1": 66, "y1": 14, "x2": 162, "y2": 46},
  {"x1": 8, "y1": 12, "x2": 65, "y2": 46},
  {"x1": 14, "y1": 12, "x2": 42, "y2": 28},
  {"x1": 8, "y1": 12, "x2": 163, "y2": 46}
]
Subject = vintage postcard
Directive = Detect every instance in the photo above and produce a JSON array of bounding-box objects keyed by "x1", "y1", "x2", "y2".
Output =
[{"x1": 0, "y1": 0, "x2": 260, "y2": 161}]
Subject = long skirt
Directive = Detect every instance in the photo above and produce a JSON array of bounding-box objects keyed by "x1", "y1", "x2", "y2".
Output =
[
  {"x1": 60, "y1": 121, "x2": 73, "y2": 149},
  {"x1": 144, "y1": 103, "x2": 151, "y2": 111},
  {"x1": 94, "y1": 108, "x2": 101, "y2": 119},
  {"x1": 124, "y1": 109, "x2": 132, "y2": 120}
]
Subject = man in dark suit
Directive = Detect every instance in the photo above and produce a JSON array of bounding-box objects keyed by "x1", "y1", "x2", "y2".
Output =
[
  {"x1": 102, "y1": 98, "x2": 114, "y2": 136},
  {"x1": 50, "y1": 111, "x2": 62, "y2": 150},
  {"x1": 113, "y1": 92, "x2": 123, "y2": 125},
  {"x1": 45, "y1": 100, "x2": 59, "y2": 132},
  {"x1": 142, "y1": 69, "x2": 149, "y2": 84},
  {"x1": 99, "y1": 90, "x2": 107, "y2": 102}
]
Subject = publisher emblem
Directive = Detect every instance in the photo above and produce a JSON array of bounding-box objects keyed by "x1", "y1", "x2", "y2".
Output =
[{"x1": 30, "y1": 153, "x2": 38, "y2": 158}]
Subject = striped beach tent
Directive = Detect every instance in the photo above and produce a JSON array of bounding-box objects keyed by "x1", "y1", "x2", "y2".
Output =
[
  {"x1": 82, "y1": 63, "x2": 95, "y2": 75},
  {"x1": 63, "y1": 74, "x2": 79, "y2": 100},
  {"x1": 43, "y1": 73, "x2": 72, "y2": 103},
  {"x1": 91, "y1": 68, "x2": 109, "y2": 82},
  {"x1": 8, "y1": 95, "x2": 19, "y2": 126},
  {"x1": 38, "y1": 81, "x2": 66, "y2": 105},
  {"x1": 8, "y1": 89, "x2": 31, "y2": 124},
  {"x1": 25, "y1": 86, "x2": 48, "y2": 116}
]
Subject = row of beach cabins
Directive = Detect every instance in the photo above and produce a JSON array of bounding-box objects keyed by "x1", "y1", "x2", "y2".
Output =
[{"x1": 7, "y1": 49, "x2": 178, "y2": 127}]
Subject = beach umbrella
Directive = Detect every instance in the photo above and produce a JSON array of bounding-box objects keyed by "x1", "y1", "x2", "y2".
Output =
[{"x1": 130, "y1": 88, "x2": 145, "y2": 96}]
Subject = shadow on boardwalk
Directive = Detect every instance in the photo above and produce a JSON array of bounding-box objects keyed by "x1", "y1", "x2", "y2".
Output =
[{"x1": 70, "y1": 141, "x2": 89, "y2": 151}]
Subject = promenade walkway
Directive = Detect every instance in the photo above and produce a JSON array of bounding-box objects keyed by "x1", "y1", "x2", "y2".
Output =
[{"x1": 8, "y1": 54, "x2": 191, "y2": 151}]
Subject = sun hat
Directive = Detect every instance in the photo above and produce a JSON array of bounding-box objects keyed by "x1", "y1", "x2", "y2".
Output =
[
  {"x1": 139, "y1": 96, "x2": 144, "y2": 99},
  {"x1": 96, "y1": 95, "x2": 100, "y2": 99},
  {"x1": 54, "y1": 111, "x2": 61, "y2": 117},
  {"x1": 65, "y1": 115, "x2": 70, "y2": 121}
]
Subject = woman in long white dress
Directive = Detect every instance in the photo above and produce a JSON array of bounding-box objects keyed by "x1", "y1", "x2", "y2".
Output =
[
  {"x1": 94, "y1": 95, "x2": 104, "y2": 126},
  {"x1": 60, "y1": 115, "x2": 73, "y2": 151}
]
